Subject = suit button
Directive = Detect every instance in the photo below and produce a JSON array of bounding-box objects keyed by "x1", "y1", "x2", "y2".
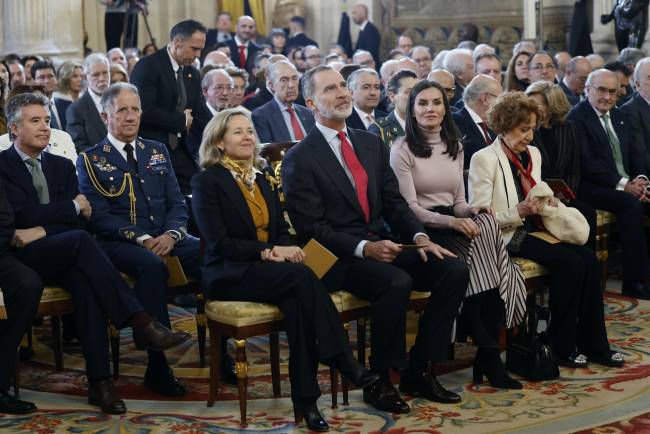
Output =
[
  {"x1": 147, "y1": 196, "x2": 151, "y2": 201},
  {"x1": 141, "y1": 179, "x2": 145, "y2": 184},
  {"x1": 150, "y1": 215, "x2": 154, "y2": 221}
]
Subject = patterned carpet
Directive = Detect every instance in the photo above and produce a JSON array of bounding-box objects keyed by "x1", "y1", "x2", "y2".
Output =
[{"x1": 2, "y1": 293, "x2": 650, "y2": 433}]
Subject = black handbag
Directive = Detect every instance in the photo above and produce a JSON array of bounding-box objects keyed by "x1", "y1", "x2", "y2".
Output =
[{"x1": 506, "y1": 306, "x2": 559, "y2": 381}]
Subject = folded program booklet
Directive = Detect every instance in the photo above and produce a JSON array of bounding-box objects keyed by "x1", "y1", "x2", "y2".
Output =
[{"x1": 303, "y1": 238, "x2": 338, "y2": 279}]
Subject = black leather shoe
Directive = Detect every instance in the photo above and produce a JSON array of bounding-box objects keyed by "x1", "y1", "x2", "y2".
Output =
[
  {"x1": 88, "y1": 379, "x2": 126, "y2": 415},
  {"x1": 331, "y1": 354, "x2": 379, "y2": 388},
  {"x1": 220, "y1": 353, "x2": 238, "y2": 386},
  {"x1": 0, "y1": 389, "x2": 36, "y2": 414},
  {"x1": 399, "y1": 370, "x2": 462, "y2": 404},
  {"x1": 587, "y1": 350, "x2": 625, "y2": 368},
  {"x1": 133, "y1": 320, "x2": 190, "y2": 351},
  {"x1": 144, "y1": 366, "x2": 187, "y2": 397},
  {"x1": 622, "y1": 281, "x2": 650, "y2": 300},
  {"x1": 294, "y1": 402, "x2": 329, "y2": 432},
  {"x1": 363, "y1": 379, "x2": 411, "y2": 413}
]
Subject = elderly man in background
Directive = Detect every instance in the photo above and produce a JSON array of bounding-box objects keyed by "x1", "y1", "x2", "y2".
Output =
[
  {"x1": 527, "y1": 51, "x2": 557, "y2": 83},
  {"x1": 369, "y1": 70, "x2": 418, "y2": 147},
  {"x1": 346, "y1": 68, "x2": 386, "y2": 131},
  {"x1": 443, "y1": 48, "x2": 474, "y2": 106},
  {"x1": 623, "y1": 58, "x2": 650, "y2": 181},
  {"x1": 410, "y1": 46, "x2": 433, "y2": 79},
  {"x1": 201, "y1": 69, "x2": 233, "y2": 116},
  {"x1": 66, "y1": 53, "x2": 110, "y2": 152},
  {"x1": 560, "y1": 56, "x2": 592, "y2": 105}
]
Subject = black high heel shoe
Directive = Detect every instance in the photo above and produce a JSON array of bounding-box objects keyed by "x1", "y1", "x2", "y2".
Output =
[
  {"x1": 473, "y1": 347, "x2": 522, "y2": 389},
  {"x1": 294, "y1": 401, "x2": 329, "y2": 432}
]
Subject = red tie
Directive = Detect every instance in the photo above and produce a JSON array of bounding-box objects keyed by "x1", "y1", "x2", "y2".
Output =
[
  {"x1": 286, "y1": 106, "x2": 305, "y2": 140},
  {"x1": 338, "y1": 131, "x2": 369, "y2": 222},
  {"x1": 238, "y1": 45, "x2": 246, "y2": 68},
  {"x1": 478, "y1": 121, "x2": 491, "y2": 144}
]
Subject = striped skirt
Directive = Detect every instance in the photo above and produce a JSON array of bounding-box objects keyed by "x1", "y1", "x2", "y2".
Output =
[{"x1": 427, "y1": 213, "x2": 527, "y2": 328}]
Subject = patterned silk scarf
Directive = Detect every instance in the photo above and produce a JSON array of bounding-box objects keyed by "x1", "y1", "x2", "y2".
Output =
[
  {"x1": 219, "y1": 155, "x2": 258, "y2": 192},
  {"x1": 500, "y1": 137, "x2": 536, "y2": 198}
]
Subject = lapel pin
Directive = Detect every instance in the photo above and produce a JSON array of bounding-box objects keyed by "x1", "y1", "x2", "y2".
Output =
[{"x1": 188, "y1": 73, "x2": 192, "y2": 79}]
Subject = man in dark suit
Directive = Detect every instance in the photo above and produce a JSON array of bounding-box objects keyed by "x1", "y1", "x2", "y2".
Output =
[
  {"x1": 568, "y1": 69, "x2": 650, "y2": 299},
  {"x1": 560, "y1": 56, "x2": 592, "y2": 106},
  {"x1": 622, "y1": 58, "x2": 650, "y2": 175},
  {"x1": 31, "y1": 60, "x2": 71, "y2": 131},
  {"x1": 0, "y1": 176, "x2": 42, "y2": 415},
  {"x1": 351, "y1": 4, "x2": 381, "y2": 68},
  {"x1": 252, "y1": 61, "x2": 315, "y2": 143},
  {"x1": 369, "y1": 70, "x2": 418, "y2": 147},
  {"x1": 66, "y1": 53, "x2": 110, "y2": 152},
  {"x1": 225, "y1": 15, "x2": 261, "y2": 73},
  {"x1": 130, "y1": 19, "x2": 211, "y2": 195},
  {"x1": 346, "y1": 68, "x2": 386, "y2": 131},
  {"x1": 77, "y1": 83, "x2": 203, "y2": 396},
  {"x1": 1, "y1": 92, "x2": 190, "y2": 413},
  {"x1": 452, "y1": 75, "x2": 501, "y2": 169},
  {"x1": 282, "y1": 65, "x2": 468, "y2": 413},
  {"x1": 243, "y1": 53, "x2": 284, "y2": 111},
  {"x1": 204, "y1": 11, "x2": 234, "y2": 50},
  {"x1": 286, "y1": 16, "x2": 318, "y2": 51}
]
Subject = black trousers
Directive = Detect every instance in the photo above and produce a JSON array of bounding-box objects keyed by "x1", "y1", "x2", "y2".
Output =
[
  {"x1": 512, "y1": 235, "x2": 610, "y2": 358},
  {"x1": 209, "y1": 262, "x2": 350, "y2": 402},
  {"x1": 323, "y1": 249, "x2": 468, "y2": 372},
  {"x1": 0, "y1": 254, "x2": 42, "y2": 391},
  {"x1": 581, "y1": 187, "x2": 649, "y2": 282},
  {"x1": 14, "y1": 230, "x2": 143, "y2": 379},
  {"x1": 104, "y1": 11, "x2": 138, "y2": 50},
  {"x1": 460, "y1": 288, "x2": 504, "y2": 349},
  {"x1": 169, "y1": 146, "x2": 199, "y2": 196}
]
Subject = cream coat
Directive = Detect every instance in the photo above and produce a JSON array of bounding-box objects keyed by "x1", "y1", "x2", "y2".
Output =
[{"x1": 468, "y1": 139, "x2": 545, "y2": 244}]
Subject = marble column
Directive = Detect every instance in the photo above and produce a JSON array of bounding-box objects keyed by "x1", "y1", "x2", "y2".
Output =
[
  {"x1": 523, "y1": 0, "x2": 537, "y2": 40},
  {"x1": 1, "y1": 0, "x2": 83, "y2": 59},
  {"x1": 591, "y1": 0, "x2": 618, "y2": 58}
]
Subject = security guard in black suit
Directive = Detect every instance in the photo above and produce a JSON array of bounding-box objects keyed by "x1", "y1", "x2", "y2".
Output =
[{"x1": 77, "y1": 83, "x2": 202, "y2": 397}]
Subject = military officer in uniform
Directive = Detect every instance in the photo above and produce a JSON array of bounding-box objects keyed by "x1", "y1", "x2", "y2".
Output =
[{"x1": 77, "y1": 82, "x2": 201, "y2": 397}]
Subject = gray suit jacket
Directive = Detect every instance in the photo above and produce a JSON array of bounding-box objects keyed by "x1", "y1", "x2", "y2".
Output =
[{"x1": 65, "y1": 91, "x2": 107, "y2": 153}]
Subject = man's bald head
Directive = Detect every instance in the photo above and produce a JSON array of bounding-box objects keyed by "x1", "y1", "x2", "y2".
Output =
[
  {"x1": 236, "y1": 15, "x2": 256, "y2": 42},
  {"x1": 564, "y1": 56, "x2": 592, "y2": 96},
  {"x1": 204, "y1": 50, "x2": 233, "y2": 67},
  {"x1": 585, "y1": 69, "x2": 619, "y2": 113}
]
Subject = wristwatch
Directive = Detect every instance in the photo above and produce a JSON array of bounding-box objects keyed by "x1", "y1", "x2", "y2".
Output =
[{"x1": 166, "y1": 230, "x2": 181, "y2": 243}]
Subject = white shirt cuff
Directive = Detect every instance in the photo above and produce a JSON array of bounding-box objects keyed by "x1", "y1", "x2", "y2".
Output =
[
  {"x1": 354, "y1": 240, "x2": 368, "y2": 258},
  {"x1": 616, "y1": 177, "x2": 629, "y2": 191},
  {"x1": 413, "y1": 232, "x2": 428, "y2": 243},
  {"x1": 136, "y1": 234, "x2": 152, "y2": 246},
  {"x1": 73, "y1": 200, "x2": 80, "y2": 215}
]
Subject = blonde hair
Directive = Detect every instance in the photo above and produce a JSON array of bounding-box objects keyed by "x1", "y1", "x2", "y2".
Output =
[
  {"x1": 57, "y1": 60, "x2": 83, "y2": 94},
  {"x1": 525, "y1": 80, "x2": 571, "y2": 126},
  {"x1": 198, "y1": 107, "x2": 265, "y2": 169}
]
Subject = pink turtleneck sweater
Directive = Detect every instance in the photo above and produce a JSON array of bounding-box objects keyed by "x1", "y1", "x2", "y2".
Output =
[{"x1": 389, "y1": 129, "x2": 471, "y2": 228}]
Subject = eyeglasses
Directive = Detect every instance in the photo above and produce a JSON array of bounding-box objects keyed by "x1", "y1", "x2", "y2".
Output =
[
  {"x1": 305, "y1": 55, "x2": 321, "y2": 60},
  {"x1": 530, "y1": 63, "x2": 555, "y2": 71},
  {"x1": 412, "y1": 57, "x2": 432, "y2": 64},
  {"x1": 211, "y1": 85, "x2": 233, "y2": 93}
]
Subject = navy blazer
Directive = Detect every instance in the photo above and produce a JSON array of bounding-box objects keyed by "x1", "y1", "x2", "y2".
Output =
[
  {"x1": 0, "y1": 145, "x2": 82, "y2": 235},
  {"x1": 53, "y1": 98, "x2": 71, "y2": 130},
  {"x1": 243, "y1": 86, "x2": 273, "y2": 111},
  {"x1": 622, "y1": 92, "x2": 650, "y2": 175},
  {"x1": 567, "y1": 99, "x2": 646, "y2": 193},
  {"x1": 559, "y1": 80, "x2": 580, "y2": 106},
  {"x1": 251, "y1": 98, "x2": 315, "y2": 143},
  {"x1": 346, "y1": 107, "x2": 387, "y2": 131},
  {"x1": 205, "y1": 29, "x2": 233, "y2": 48},
  {"x1": 355, "y1": 21, "x2": 381, "y2": 67},
  {"x1": 65, "y1": 91, "x2": 107, "y2": 152},
  {"x1": 452, "y1": 107, "x2": 494, "y2": 170},
  {"x1": 77, "y1": 137, "x2": 188, "y2": 243},
  {"x1": 282, "y1": 127, "x2": 424, "y2": 259},
  {"x1": 192, "y1": 164, "x2": 291, "y2": 288},
  {"x1": 129, "y1": 48, "x2": 211, "y2": 156},
  {"x1": 225, "y1": 39, "x2": 261, "y2": 72}
]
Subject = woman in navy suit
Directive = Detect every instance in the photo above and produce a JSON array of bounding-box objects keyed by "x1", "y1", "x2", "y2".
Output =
[{"x1": 191, "y1": 108, "x2": 377, "y2": 432}]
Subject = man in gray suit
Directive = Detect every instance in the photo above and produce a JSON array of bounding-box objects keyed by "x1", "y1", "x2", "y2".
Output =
[{"x1": 66, "y1": 53, "x2": 110, "y2": 152}]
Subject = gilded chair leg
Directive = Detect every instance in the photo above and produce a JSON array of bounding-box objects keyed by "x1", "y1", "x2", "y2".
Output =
[
  {"x1": 196, "y1": 293, "x2": 207, "y2": 367},
  {"x1": 235, "y1": 339, "x2": 248, "y2": 426},
  {"x1": 207, "y1": 324, "x2": 221, "y2": 407},
  {"x1": 51, "y1": 315, "x2": 63, "y2": 371},
  {"x1": 330, "y1": 366, "x2": 338, "y2": 408},
  {"x1": 270, "y1": 332, "x2": 281, "y2": 397},
  {"x1": 356, "y1": 318, "x2": 366, "y2": 366},
  {"x1": 109, "y1": 322, "x2": 120, "y2": 379}
]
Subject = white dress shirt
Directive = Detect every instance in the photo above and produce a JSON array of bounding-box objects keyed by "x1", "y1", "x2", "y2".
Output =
[
  {"x1": 275, "y1": 96, "x2": 306, "y2": 141},
  {"x1": 354, "y1": 106, "x2": 375, "y2": 130}
]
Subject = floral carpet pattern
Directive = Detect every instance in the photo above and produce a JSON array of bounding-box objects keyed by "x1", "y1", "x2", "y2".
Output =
[{"x1": 2, "y1": 294, "x2": 650, "y2": 433}]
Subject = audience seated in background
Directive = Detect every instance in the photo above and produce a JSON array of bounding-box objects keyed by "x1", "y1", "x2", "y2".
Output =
[
  {"x1": 53, "y1": 60, "x2": 83, "y2": 102},
  {"x1": 252, "y1": 60, "x2": 314, "y2": 143},
  {"x1": 443, "y1": 48, "x2": 474, "y2": 106},
  {"x1": 410, "y1": 46, "x2": 433, "y2": 79},
  {"x1": 604, "y1": 60, "x2": 633, "y2": 106},
  {"x1": 527, "y1": 51, "x2": 557, "y2": 84},
  {"x1": 202, "y1": 69, "x2": 234, "y2": 116},
  {"x1": 568, "y1": 69, "x2": 650, "y2": 300},
  {"x1": 192, "y1": 107, "x2": 378, "y2": 432},
  {"x1": 474, "y1": 53, "x2": 502, "y2": 84},
  {"x1": 32, "y1": 60, "x2": 70, "y2": 130},
  {"x1": 469, "y1": 91, "x2": 624, "y2": 370},
  {"x1": 225, "y1": 67, "x2": 249, "y2": 108},
  {"x1": 559, "y1": 56, "x2": 592, "y2": 105},
  {"x1": 505, "y1": 51, "x2": 530, "y2": 92}
]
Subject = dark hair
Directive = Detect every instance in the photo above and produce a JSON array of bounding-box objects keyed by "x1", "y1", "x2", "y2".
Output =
[
  {"x1": 3, "y1": 53, "x2": 20, "y2": 64},
  {"x1": 170, "y1": 19, "x2": 206, "y2": 40},
  {"x1": 8, "y1": 84, "x2": 47, "y2": 100},
  {"x1": 302, "y1": 65, "x2": 334, "y2": 100},
  {"x1": 528, "y1": 50, "x2": 556, "y2": 68},
  {"x1": 604, "y1": 60, "x2": 632, "y2": 77},
  {"x1": 387, "y1": 70, "x2": 417, "y2": 94},
  {"x1": 21, "y1": 55, "x2": 40, "y2": 66},
  {"x1": 339, "y1": 64, "x2": 361, "y2": 81},
  {"x1": 404, "y1": 80, "x2": 461, "y2": 159},
  {"x1": 290, "y1": 16, "x2": 306, "y2": 28},
  {"x1": 31, "y1": 60, "x2": 55, "y2": 81}
]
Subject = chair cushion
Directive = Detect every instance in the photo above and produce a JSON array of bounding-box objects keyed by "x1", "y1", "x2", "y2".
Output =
[
  {"x1": 597, "y1": 210, "x2": 615, "y2": 226},
  {"x1": 512, "y1": 257, "x2": 548, "y2": 279},
  {"x1": 205, "y1": 300, "x2": 284, "y2": 327},
  {"x1": 333, "y1": 290, "x2": 370, "y2": 311},
  {"x1": 41, "y1": 286, "x2": 72, "y2": 303}
]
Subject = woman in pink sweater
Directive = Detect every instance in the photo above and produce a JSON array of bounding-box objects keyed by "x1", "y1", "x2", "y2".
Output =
[{"x1": 390, "y1": 80, "x2": 526, "y2": 389}]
